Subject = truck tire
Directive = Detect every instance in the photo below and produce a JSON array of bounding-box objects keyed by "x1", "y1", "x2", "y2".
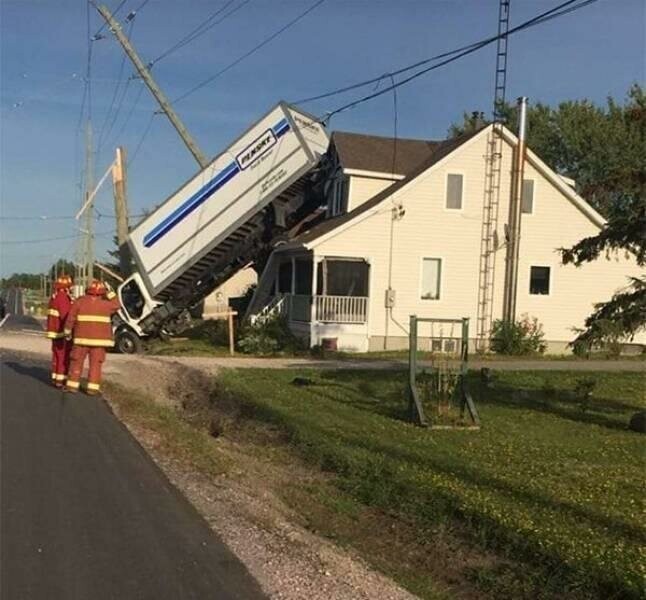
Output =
[{"x1": 115, "y1": 328, "x2": 142, "y2": 354}]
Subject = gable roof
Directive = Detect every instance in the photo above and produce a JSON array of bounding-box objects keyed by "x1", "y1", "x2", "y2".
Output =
[
  {"x1": 281, "y1": 123, "x2": 606, "y2": 252},
  {"x1": 284, "y1": 127, "x2": 485, "y2": 248},
  {"x1": 331, "y1": 131, "x2": 441, "y2": 176}
]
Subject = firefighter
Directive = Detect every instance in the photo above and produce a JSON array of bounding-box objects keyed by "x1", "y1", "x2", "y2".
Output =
[
  {"x1": 45, "y1": 275, "x2": 74, "y2": 387},
  {"x1": 64, "y1": 280, "x2": 120, "y2": 395}
]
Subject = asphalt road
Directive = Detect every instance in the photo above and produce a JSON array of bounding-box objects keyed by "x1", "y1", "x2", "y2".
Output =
[
  {"x1": 0, "y1": 353, "x2": 266, "y2": 600},
  {"x1": 1, "y1": 287, "x2": 43, "y2": 333}
]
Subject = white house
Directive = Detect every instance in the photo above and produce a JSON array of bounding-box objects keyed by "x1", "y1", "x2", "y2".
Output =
[{"x1": 247, "y1": 126, "x2": 645, "y2": 353}]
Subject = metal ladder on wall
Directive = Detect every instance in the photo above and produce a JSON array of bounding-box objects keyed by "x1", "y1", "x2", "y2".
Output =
[{"x1": 476, "y1": 0, "x2": 511, "y2": 351}]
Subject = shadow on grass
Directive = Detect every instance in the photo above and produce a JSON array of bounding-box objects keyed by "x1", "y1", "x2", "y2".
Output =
[
  {"x1": 317, "y1": 369, "x2": 639, "y2": 432},
  {"x1": 476, "y1": 383, "x2": 635, "y2": 431},
  {"x1": 262, "y1": 386, "x2": 646, "y2": 549}
]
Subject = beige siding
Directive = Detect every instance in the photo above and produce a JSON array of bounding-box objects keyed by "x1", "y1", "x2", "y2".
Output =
[
  {"x1": 312, "y1": 128, "x2": 645, "y2": 348},
  {"x1": 347, "y1": 175, "x2": 396, "y2": 212},
  {"x1": 204, "y1": 266, "x2": 257, "y2": 316}
]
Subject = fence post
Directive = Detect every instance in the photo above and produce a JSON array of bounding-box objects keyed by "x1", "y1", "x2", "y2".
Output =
[{"x1": 408, "y1": 315, "x2": 427, "y2": 425}]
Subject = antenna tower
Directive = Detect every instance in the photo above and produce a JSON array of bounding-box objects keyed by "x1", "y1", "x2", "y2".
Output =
[{"x1": 475, "y1": 0, "x2": 510, "y2": 351}]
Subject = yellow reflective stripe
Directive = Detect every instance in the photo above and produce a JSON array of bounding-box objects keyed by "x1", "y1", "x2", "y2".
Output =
[
  {"x1": 76, "y1": 315, "x2": 112, "y2": 323},
  {"x1": 64, "y1": 329, "x2": 72, "y2": 336},
  {"x1": 73, "y1": 337, "x2": 115, "y2": 347},
  {"x1": 87, "y1": 382, "x2": 101, "y2": 391},
  {"x1": 46, "y1": 332, "x2": 64, "y2": 339},
  {"x1": 67, "y1": 380, "x2": 80, "y2": 389},
  {"x1": 47, "y1": 308, "x2": 60, "y2": 317},
  {"x1": 106, "y1": 292, "x2": 116, "y2": 300},
  {"x1": 54, "y1": 373, "x2": 67, "y2": 381},
  {"x1": 51, "y1": 373, "x2": 57, "y2": 380}
]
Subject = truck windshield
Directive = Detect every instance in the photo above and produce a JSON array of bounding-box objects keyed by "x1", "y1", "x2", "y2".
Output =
[{"x1": 121, "y1": 279, "x2": 145, "y2": 319}]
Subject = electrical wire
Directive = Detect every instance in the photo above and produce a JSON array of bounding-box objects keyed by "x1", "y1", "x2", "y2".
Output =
[
  {"x1": 171, "y1": 0, "x2": 326, "y2": 105},
  {"x1": 0, "y1": 215, "x2": 77, "y2": 221},
  {"x1": 298, "y1": 0, "x2": 599, "y2": 115},
  {"x1": 98, "y1": 20, "x2": 135, "y2": 152},
  {"x1": 127, "y1": 112, "x2": 157, "y2": 167},
  {"x1": 110, "y1": 82, "x2": 145, "y2": 147},
  {"x1": 1, "y1": 232, "x2": 111, "y2": 245},
  {"x1": 149, "y1": 0, "x2": 253, "y2": 68}
]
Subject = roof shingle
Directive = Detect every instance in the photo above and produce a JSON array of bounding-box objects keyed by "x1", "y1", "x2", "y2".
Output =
[{"x1": 332, "y1": 131, "x2": 441, "y2": 175}]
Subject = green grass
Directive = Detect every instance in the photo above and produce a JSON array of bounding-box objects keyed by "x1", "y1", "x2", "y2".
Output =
[{"x1": 213, "y1": 368, "x2": 646, "y2": 599}]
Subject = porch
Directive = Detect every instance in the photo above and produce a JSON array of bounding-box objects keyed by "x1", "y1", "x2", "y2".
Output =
[{"x1": 256, "y1": 252, "x2": 371, "y2": 351}]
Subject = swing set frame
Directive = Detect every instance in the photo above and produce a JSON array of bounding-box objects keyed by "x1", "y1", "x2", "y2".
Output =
[{"x1": 407, "y1": 315, "x2": 480, "y2": 428}]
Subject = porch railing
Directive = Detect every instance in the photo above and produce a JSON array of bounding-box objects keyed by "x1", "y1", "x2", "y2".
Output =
[
  {"x1": 256, "y1": 294, "x2": 369, "y2": 324},
  {"x1": 314, "y1": 295, "x2": 368, "y2": 323}
]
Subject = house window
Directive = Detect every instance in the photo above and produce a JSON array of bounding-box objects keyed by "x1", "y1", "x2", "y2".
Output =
[
  {"x1": 316, "y1": 259, "x2": 369, "y2": 296},
  {"x1": 521, "y1": 179, "x2": 534, "y2": 214},
  {"x1": 529, "y1": 266, "x2": 550, "y2": 295},
  {"x1": 446, "y1": 174, "x2": 463, "y2": 209},
  {"x1": 329, "y1": 175, "x2": 348, "y2": 216},
  {"x1": 421, "y1": 258, "x2": 442, "y2": 300}
]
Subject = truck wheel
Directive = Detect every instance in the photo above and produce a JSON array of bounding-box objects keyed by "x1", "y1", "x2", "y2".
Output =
[{"x1": 115, "y1": 329, "x2": 142, "y2": 354}]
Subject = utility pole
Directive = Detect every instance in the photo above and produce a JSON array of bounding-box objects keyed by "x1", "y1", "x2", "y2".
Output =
[
  {"x1": 95, "y1": 4, "x2": 208, "y2": 169},
  {"x1": 112, "y1": 146, "x2": 132, "y2": 276},
  {"x1": 83, "y1": 121, "x2": 95, "y2": 288}
]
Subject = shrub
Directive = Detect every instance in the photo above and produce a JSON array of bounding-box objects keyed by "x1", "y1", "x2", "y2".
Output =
[
  {"x1": 237, "y1": 316, "x2": 305, "y2": 355},
  {"x1": 490, "y1": 314, "x2": 547, "y2": 355},
  {"x1": 571, "y1": 319, "x2": 624, "y2": 358}
]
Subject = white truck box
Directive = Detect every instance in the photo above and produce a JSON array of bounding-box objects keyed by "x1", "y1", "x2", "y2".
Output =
[{"x1": 127, "y1": 102, "x2": 328, "y2": 298}]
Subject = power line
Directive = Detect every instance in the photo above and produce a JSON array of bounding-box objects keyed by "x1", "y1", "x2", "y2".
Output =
[
  {"x1": 0, "y1": 215, "x2": 77, "y2": 221},
  {"x1": 149, "y1": 0, "x2": 253, "y2": 68},
  {"x1": 110, "y1": 82, "x2": 146, "y2": 147},
  {"x1": 172, "y1": 0, "x2": 326, "y2": 105},
  {"x1": 98, "y1": 20, "x2": 135, "y2": 152},
  {"x1": 127, "y1": 111, "x2": 157, "y2": 167},
  {"x1": 299, "y1": 0, "x2": 599, "y2": 116},
  {"x1": 2, "y1": 233, "x2": 80, "y2": 245},
  {"x1": 1, "y1": 231, "x2": 115, "y2": 245}
]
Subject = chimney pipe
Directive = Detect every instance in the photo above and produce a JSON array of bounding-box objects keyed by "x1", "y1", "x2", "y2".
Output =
[{"x1": 502, "y1": 97, "x2": 528, "y2": 323}]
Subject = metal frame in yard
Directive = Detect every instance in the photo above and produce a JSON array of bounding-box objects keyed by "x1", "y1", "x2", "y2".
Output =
[{"x1": 408, "y1": 315, "x2": 480, "y2": 429}]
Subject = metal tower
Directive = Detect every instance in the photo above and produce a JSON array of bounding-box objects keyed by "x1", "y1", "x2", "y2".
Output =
[{"x1": 475, "y1": 0, "x2": 510, "y2": 351}]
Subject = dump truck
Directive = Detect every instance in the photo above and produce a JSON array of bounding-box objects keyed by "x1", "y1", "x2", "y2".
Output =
[{"x1": 112, "y1": 102, "x2": 329, "y2": 353}]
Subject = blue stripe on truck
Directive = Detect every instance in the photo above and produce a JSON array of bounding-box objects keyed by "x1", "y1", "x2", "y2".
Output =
[{"x1": 143, "y1": 118, "x2": 292, "y2": 248}]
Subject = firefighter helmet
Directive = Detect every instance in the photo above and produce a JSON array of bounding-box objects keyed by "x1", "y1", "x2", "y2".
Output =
[
  {"x1": 55, "y1": 275, "x2": 71, "y2": 290},
  {"x1": 87, "y1": 280, "x2": 107, "y2": 296}
]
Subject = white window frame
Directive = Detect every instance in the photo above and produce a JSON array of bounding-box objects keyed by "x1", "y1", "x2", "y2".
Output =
[
  {"x1": 444, "y1": 172, "x2": 465, "y2": 211},
  {"x1": 329, "y1": 174, "x2": 348, "y2": 217},
  {"x1": 529, "y1": 265, "x2": 551, "y2": 296},
  {"x1": 521, "y1": 178, "x2": 536, "y2": 216},
  {"x1": 420, "y1": 257, "x2": 443, "y2": 301}
]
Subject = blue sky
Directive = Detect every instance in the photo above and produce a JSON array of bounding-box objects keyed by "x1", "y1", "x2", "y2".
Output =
[{"x1": 0, "y1": 0, "x2": 643, "y2": 277}]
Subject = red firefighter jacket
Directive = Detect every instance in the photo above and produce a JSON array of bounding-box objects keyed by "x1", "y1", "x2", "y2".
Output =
[
  {"x1": 46, "y1": 290, "x2": 72, "y2": 339},
  {"x1": 64, "y1": 294, "x2": 121, "y2": 347}
]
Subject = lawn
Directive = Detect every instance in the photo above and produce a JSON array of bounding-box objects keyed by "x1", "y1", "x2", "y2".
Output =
[{"x1": 214, "y1": 368, "x2": 645, "y2": 599}]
